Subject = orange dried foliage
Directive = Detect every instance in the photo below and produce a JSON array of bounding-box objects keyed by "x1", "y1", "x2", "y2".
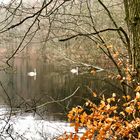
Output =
[
  {"x1": 59, "y1": 91, "x2": 140, "y2": 140},
  {"x1": 135, "y1": 86, "x2": 140, "y2": 92}
]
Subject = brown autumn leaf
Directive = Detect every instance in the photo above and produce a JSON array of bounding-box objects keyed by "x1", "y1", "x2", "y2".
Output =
[
  {"x1": 125, "y1": 106, "x2": 134, "y2": 114},
  {"x1": 116, "y1": 74, "x2": 122, "y2": 80},
  {"x1": 136, "y1": 92, "x2": 140, "y2": 100},
  {"x1": 110, "y1": 106, "x2": 117, "y2": 111},
  {"x1": 90, "y1": 69, "x2": 96, "y2": 75},
  {"x1": 135, "y1": 86, "x2": 140, "y2": 92},
  {"x1": 126, "y1": 74, "x2": 132, "y2": 83},
  {"x1": 107, "y1": 45, "x2": 113, "y2": 49},
  {"x1": 113, "y1": 52, "x2": 119, "y2": 58},
  {"x1": 80, "y1": 112, "x2": 87, "y2": 123},
  {"x1": 137, "y1": 102, "x2": 140, "y2": 109},
  {"x1": 122, "y1": 95, "x2": 131, "y2": 101},
  {"x1": 105, "y1": 117, "x2": 114, "y2": 123},
  {"x1": 73, "y1": 134, "x2": 79, "y2": 140},
  {"x1": 92, "y1": 92, "x2": 97, "y2": 97},
  {"x1": 120, "y1": 111, "x2": 125, "y2": 117}
]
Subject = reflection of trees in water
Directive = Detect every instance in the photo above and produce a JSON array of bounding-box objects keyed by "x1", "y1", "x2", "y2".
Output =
[
  {"x1": 65, "y1": 74, "x2": 122, "y2": 108},
  {"x1": 0, "y1": 57, "x2": 122, "y2": 120}
]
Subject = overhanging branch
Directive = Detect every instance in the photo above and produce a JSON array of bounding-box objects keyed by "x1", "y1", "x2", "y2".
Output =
[
  {"x1": 59, "y1": 27, "x2": 129, "y2": 43},
  {"x1": 0, "y1": 0, "x2": 54, "y2": 33}
]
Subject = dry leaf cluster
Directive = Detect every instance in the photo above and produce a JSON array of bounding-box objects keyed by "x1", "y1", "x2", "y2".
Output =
[{"x1": 58, "y1": 90, "x2": 140, "y2": 140}]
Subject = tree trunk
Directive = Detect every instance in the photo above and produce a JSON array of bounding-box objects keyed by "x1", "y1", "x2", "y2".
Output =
[{"x1": 123, "y1": 0, "x2": 140, "y2": 82}]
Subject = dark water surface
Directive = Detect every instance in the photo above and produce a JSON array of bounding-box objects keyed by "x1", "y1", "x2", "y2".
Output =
[{"x1": 0, "y1": 57, "x2": 122, "y2": 119}]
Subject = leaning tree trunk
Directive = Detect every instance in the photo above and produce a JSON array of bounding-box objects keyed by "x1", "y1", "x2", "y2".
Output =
[{"x1": 123, "y1": 0, "x2": 140, "y2": 83}]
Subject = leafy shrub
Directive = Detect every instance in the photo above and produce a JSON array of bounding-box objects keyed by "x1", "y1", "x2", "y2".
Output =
[{"x1": 58, "y1": 86, "x2": 140, "y2": 140}]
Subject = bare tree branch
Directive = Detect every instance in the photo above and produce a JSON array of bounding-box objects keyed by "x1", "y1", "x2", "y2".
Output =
[
  {"x1": 98, "y1": 0, "x2": 132, "y2": 64},
  {"x1": 24, "y1": 86, "x2": 80, "y2": 112},
  {"x1": 5, "y1": 0, "x2": 70, "y2": 66},
  {"x1": 0, "y1": 0, "x2": 54, "y2": 33},
  {"x1": 59, "y1": 27, "x2": 129, "y2": 42}
]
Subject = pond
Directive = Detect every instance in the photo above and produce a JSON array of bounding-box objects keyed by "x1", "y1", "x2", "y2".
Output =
[{"x1": 0, "y1": 57, "x2": 122, "y2": 139}]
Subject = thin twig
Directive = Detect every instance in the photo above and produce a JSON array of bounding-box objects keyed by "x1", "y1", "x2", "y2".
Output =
[
  {"x1": 0, "y1": 81, "x2": 12, "y2": 136},
  {"x1": 24, "y1": 86, "x2": 80, "y2": 112}
]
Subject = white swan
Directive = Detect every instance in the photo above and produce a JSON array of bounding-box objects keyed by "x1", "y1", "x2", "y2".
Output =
[
  {"x1": 70, "y1": 67, "x2": 78, "y2": 75},
  {"x1": 28, "y1": 68, "x2": 37, "y2": 80}
]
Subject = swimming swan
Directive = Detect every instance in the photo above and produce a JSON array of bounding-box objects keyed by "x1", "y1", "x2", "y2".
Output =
[
  {"x1": 28, "y1": 68, "x2": 37, "y2": 80},
  {"x1": 70, "y1": 67, "x2": 78, "y2": 75}
]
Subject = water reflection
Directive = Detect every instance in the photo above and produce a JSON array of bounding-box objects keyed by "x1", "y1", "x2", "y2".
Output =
[{"x1": 0, "y1": 57, "x2": 122, "y2": 120}]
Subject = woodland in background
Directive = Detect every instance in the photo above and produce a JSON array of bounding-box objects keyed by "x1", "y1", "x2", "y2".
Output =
[{"x1": 0, "y1": 0, "x2": 140, "y2": 139}]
